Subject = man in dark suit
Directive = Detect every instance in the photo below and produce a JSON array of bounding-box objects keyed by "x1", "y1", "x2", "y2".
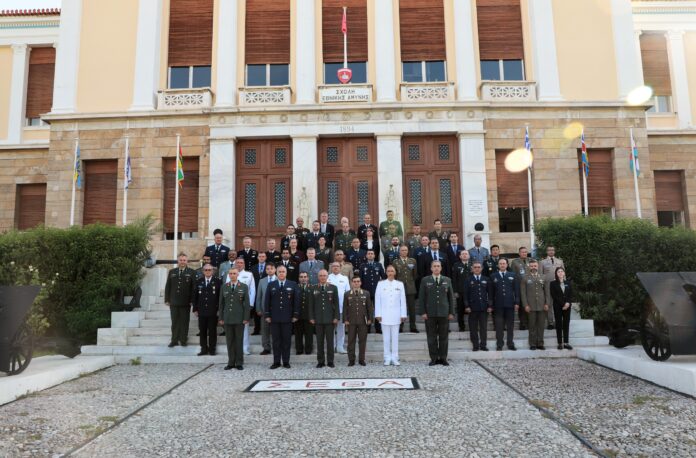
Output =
[
  {"x1": 305, "y1": 220, "x2": 323, "y2": 250},
  {"x1": 237, "y1": 236, "x2": 258, "y2": 272},
  {"x1": 418, "y1": 239, "x2": 449, "y2": 279},
  {"x1": 264, "y1": 265, "x2": 300, "y2": 369},
  {"x1": 251, "y1": 252, "x2": 269, "y2": 336},
  {"x1": 489, "y1": 258, "x2": 520, "y2": 351},
  {"x1": 203, "y1": 229, "x2": 230, "y2": 268},
  {"x1": 319, "y1": 211, "x2": 335, "y2": 247},
  {"x1": 357, "y1": 213, "x2": 378, "y2": 242},
  {"x1": 446, "y1": 232, "x2": 465, "y2": 267},
  {"x1": 265, "y1": 238, "x2": 282, "y2": 265},
  {"x1": 193, "y1": 264, "x2": 221, "y2": 356},
  {"x1": 279, "y1": 248, "x2": 299, "y2": 282}
]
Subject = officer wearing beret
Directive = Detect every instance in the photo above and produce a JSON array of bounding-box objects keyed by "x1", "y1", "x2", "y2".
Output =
[
  {"x1": 164, "y1": 253, "x2": 196, "y2": 348},
  {"x1": 204, "y1": 228, "x2": 230, "y2": 268},
  {"x1": 343, "y1": 277, "x2": 373, "y2": 366},
  {"x1": 490, "y1": 258, "x2": 520, "y2": 351},
  {"x1": 417, "y1": 260, "x2": 456, "y2": 366},
  {"x1": 463, "y1": 261, "x2": 491, "y2": 352},
  {"x1": 218, "y1": 268, "x2": 251, "y2": 370},
  {"x1": 264, "y1": 265, "x2": 300, "y2": 369},
  {"x1": 193, "y1": 264, "x2": 221, "y2": 356},
  {"x1": 359, "y1": 250, "x2": 386, "y2": 334},
  {"x1": 309, "y1": 269, "x2": 340, "y2": 368}
]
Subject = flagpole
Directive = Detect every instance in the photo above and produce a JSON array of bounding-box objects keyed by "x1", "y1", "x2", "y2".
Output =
[
  {"x1": 173, "y1": 134, "x2": 181, "y2": 261},
  {"x1": 527, "y1": 166, "x2": 535, "y2": 250},
  {"x1": 122, "y1": 136, "x2": 129, "y2": 226},
  {"x1": 343, "y1": 6, "x2": 348, "y2": 69},
  {"x1": 582, "y1": 168, "x2": 589, "y2": 217},
  {"x1": 630, "y1": 128, "x2": 642, "y2": 218},
  {"x1": 581, "y1": 131, "x2": 589, "y2": 217},
  {"x1": 69, "y1": 139, "x2": 78, "y2": 226}
]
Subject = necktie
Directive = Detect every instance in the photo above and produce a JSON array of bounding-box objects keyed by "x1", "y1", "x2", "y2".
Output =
[
  {"x1": 322, "y1": 285, "x2": 325, "y2": 292},
  {"x1": 310, "y1": 261, "x2": 314, "y2": 269},
  {"x1": 280, "y1": 282, "x2": 284, "y2": 288},
  {"x1": 476, "y1": 276, "x2": 479, "y2": 282},
  {"x1": 435, "y1": 277, "x2": 440, "y2": 286},
  {"x1": 434, "y1": 252, "x2": 439, "y2": 261},
  {"x1": 500, "y1": 272, "x2": 504, "y2": 280},
  {"x1": 206, "y1": 279, "x2": 209, "y2": 287},
  {"x1": 231, "y1": 284, "x2": 235, "y2": 292},
  {"x1": 551, "y1": 257, "x2": 555, "y2": 265}
]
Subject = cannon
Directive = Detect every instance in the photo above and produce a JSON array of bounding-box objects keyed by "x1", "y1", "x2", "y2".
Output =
[
  {"x1": 636, "y1": 272, "x2": 696, "y2": 361},
  {"x1": 0, "y1": 285, "x2": 41, "y2": 375}
]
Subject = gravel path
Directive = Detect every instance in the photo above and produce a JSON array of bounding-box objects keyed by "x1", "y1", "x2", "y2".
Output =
[
  {"x1": 480, "y1": 358, "x2": 696, "y2": 457},
  {"x1": 71, "y1": 362, "x2": 592, "y2": 458},
  {"x1": 0, "y1": 364, "x2": 205, "y2": 457}
]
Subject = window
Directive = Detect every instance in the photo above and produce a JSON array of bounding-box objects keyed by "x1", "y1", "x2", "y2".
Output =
[
  {"x1": 640, "y1": 33, "x2": 672, "y2": 106},
  {"x1": 168, "y1": 66, "x2": 211, "y2": 89},
  {"x1": 647, "y1": 95, "x2": 672, "y2": 113},
  {"x1": 25, "y1": 47, "x2": 55, "y2": 126},
  {"x1": 15, "y1": 183, "x2": 46, "y2": 230},
  {"x1": 246, "y1": 64, "x2": 289, "y2": 86},
  {"x1": 480, "y1": 59, "x2": 524, "y2": 81},
  {"x1": 402, "y1": 61, "x2": 446, "y2": 83},
  {"x1": 495, "y1": 150, "x2": 529, "y2": 233},
  {"x1": 577, "y1": 149, "x2": 615, "y2": 217},
  {"x1": 324, "y1": 62, "x2": 367, "y2": 84},
  {"x1": 498, "y1": 207, "x2": 530, "y2": 233},
  {"x1": 658, "y1": 211, "x2": 684, "y2": 228},
  {"x1": 163, "y1": 157, "x2": 200, "y2": 240},
  {"x1": 655, "y1": 170, "x2": 686, "y2": 227}
]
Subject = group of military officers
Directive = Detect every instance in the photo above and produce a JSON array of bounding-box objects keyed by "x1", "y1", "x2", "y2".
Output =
[{"x1": 164, "y1": 213, "x2": 572, "y2": 369}]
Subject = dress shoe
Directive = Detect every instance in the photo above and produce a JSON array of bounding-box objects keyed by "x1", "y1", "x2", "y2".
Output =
[
  {"x1": 547, "y1": 324, "x2": 555, "y2": 330},
  {"x1": 481, "y1": 347, "x2": 489, "y2": 351},
  {"x1": 327, "y1": 362, "x2": 335, "y2": 368},
  {"x1": 236, "y1": 365, "x2": 243, "y2": 370},
  {"x1": 393, "y1": 360, "x2": 401, "y2": 366},
  {"x1": 168, "y1": 342, "x2": 177, "y2": 348},
  {"x1": 507, "y1": 344, "x2": 517, "y2": 351},
  {"x1": 296, "y1": 351, "x2": 304, "y2": 355},
  {"x1": 251, "y1": 331, "x2": 260, "y2": 336},
  {"x1": 219, "y1": 331, "x2": 226, "y2": 336},
  {"x1": 316, "y1": 362, "x2": 325, "y2": 368},
  {"x1": 337, "y1": 349, "x2": 347, "y2": 354},
  {"x1": 181, "y1": 342, "x2": 188, "y2": 347},
  {"x1": 530, "y1": 346, "x2": 537, "y2": 351},
  {"x1": 473, "y1": 347, "x2": 480, "y2": 352},
  {"x1": 244, "y1": 351, "x2": 251, "y2": 356},
  {"x1": 270, "y1": 363, "x2": 281, "y2": 369},
  {"x1": 557, "y1": 344, "x2": 563, "y2": 350},
  {"x1": 538, "y1": 345, "x2": 545, "y2": 350},
  {"x1": 564, "y1": 344, "x2": 573, "y2": 350},
  {"x1": 441, "y1": 360, "x2": 450, "y2": 366},
  {"x1": 428, "y1": 360, "x2": 438, "y2": 366},
  {"x1": 376, "y1": 330, "x2": 382, "y2": 334},
  {"x1": 384, "y1": 360, "x2": 391, "y2": 366},
  {"x1": 260, "y1": 350, "x2": 271, "y2": 355},
  {"x1": 209, "y1": 351, "x2": 216, "y2": 356},
  {"x1": 519, "y1": 326, "x2": 527, "y2": 331},
  {"x1": 196, "y1": 332, "x2": 200, "y2": 336},
  {"x1": 348, "y1": 361, "x2": 355, "y2": 366},
  {"x1": 359, "y1": 361, "x2": 366, "y2": 366},
  {"x1": 410, "y1": 328, "x2": 419, "y2": 333},
  {"x1": 283, "y1": 363, "x2": 291, "y2": 369},
  {"x1": 224, "y1": 365, "x2": 233, "y2": 370},
  {"x1": 197, "y1": 351, "x2": 207, "y2": 356},
  {"x1": 496, "y1": 346, "x2": 503, "y2": 351}
]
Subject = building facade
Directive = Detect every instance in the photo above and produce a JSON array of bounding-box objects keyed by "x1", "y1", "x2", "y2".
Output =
[{"x1": 0, "y1": 0, "x2": 695, "y2": 260}]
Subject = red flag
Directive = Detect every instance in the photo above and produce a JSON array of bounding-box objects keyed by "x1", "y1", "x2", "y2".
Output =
[{"x1": 341, "y1": 7, "x2": 347, "y2": 34}]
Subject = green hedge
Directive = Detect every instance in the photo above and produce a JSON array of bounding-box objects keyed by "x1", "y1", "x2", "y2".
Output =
[
  {"x1": 0, "y1": 218, "x2": 152, "y2": 344},
  {"x1": 535, "y1": 215, "x2": 696, "y2": 333}
]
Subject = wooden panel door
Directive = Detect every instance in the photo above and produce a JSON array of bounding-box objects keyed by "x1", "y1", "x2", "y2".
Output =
[{"x1": 83, "y1": 160, "x2": 117, "y2": 226}]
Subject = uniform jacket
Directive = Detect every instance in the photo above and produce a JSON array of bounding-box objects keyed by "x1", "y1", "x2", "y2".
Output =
[
  {"x1": 309, "y1": 283, "x2": 340, "y2": 324},
  {"x1": 359, "y1": 261, "x2": 386, "y2": 297},
  {"x1": 540, "y1": 257, "x2": 565, "y2": 284},
  {"x1": 164, "y1": 267, "x2": 196, "y2": 306},
  {"x1": 490, "y1": 271, "x2": 520, "y2": 309},
  {"x1": 289, "y1": 249, "x2": 307, "y2": 264},
  {"x1": 278, "y1": 259, "x2": 299, "y2": 282},
  {"x1": 428, "y1": 230, "x2": 450, "y2": 250},
  {"x1": 463, "y1": 274, "x2": 491, "y2": 312},
  {"x1": 295, "y1": 227, "x2": 310, "y2": 251},
  {"x1": 297, "y1": 283, "x2": 314, "y2": 320},
  {"x1": 521, "y1": 272, "x2": 548, "y2": 311},
  {"x1": 383, "y1": 246, "x2": 401, "y2": 267},
  {"x1": 510, "y1": 257, "x2": 531, "y2": 278},
  {"x1": 357, "y1": 223, "x2": 379, "y2": 242},
  {"x1": 451, "y1": 260, "x2": 472, "y2": 295},
  {"x1": 204, "y1": 244, "x2": 230, "y2": 268},
  {"x1": 406, "y1": 235, "x2": 422, "y2": 257},
  {"x1": 236, "y1": 270, "x2": 257, "y2": 305},
  {"x1": 315, "y1": 247, "x2": 333, "y2": 268},
  {"x1": 252, "y1": 262, "x2": 269, "y2": 287},
  {"x1": 218, "y1": 281, "x2": 251, "y2": 325},
  {"x1": 417, "y1": 275, "x2": 456, "y2": 317},
  {"x1": 327, "y1": 272, "x2": 351, "y2": 313},
  {"x1": 305, "y1": 232, "x2": 324, "y2": 250},
  {"x1": 333, "y1": 230, "x2": 356, "y2": 253},
  {"x1": 379, "y1": 219, "x2": 404, "y2": 239},
  {"x1": 265, "y1": 250, "x2": 282, "y2": 265},
  {"x1": 299, "y1": 259, "x2": 324, "y2": 285},
  {"x1": 280, "y1": 235, "x2": 300, "y2": 251},
  {"x1": 264, "y1": 279, "x2": 300, "y2": 323},
  {"x1": 346, "y1": 249, "x2": 367, "y2": 274},
  {"x1": 391, "y1": 257, "x2": 417, "y2": 295},
  {"x1": 343, "y1": 289, "x2": 373, "y2": 326},
  {"x1": 468, "y1": 246, "x2": 490, "y2": 264},
  {"x1": 338, "y1": 262, "x2": 354, "y2": 280},
  {"x1": 237, "y1": 248, "x2": 259, "y2": 271},
  {"x1": 193, "y1": 276, "x2": 221, "y2": 317},
  {"x1": 374, "y1": 279, "x2": 408, "y2": 325},
  {"x1": 482, "y1": 256, "x2": 506, "y2": 277},
  {"x1": 254, "y1": 275, "x2": 276, "y2": 315}
]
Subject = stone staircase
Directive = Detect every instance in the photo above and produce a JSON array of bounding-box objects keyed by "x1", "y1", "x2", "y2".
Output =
[{"x1": 81, "y1": 268, "x2": 609, "y2": 364}]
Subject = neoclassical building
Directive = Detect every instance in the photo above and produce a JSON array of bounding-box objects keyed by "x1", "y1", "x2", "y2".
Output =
[{"x1": 0, "y1": 0, "x2": 695, "y2": 259}]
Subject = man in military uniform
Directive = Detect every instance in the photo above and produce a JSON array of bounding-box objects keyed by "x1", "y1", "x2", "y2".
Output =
[
  {"x1": 195, "y1": 255, "x2": 213, "y2": 280},
  {"x1": 237, "y1": 236, "x2": 259, "y2": 272},
  {"x1": 346, "y1": 238, "x2": 366, "y2": 275},
  {"x1": 328, "y1": 262, "x2": 350, "y2": 354},
  {"x1": 233, "y1": 258, "x2": 256, "y2": 356},
  {"x1": 417, "y1": 260, "x2": 455, "y2": 366},
  {"x1": 309, "y1": 270, "x2": 340, "y2": 368},
  {"x1": 251, "y1": 252, "x2": 269, "y2": 335},
  {"x1": 265, "y1": 238, "x2": 282, "y2": 265},
  {"x1": 281, "y1": 224, "x2": 299, "y2": 251},
  {"x1": 295, "y1": 272, "x2": 314, "y2": 355},
  {"x1": 218, "y1": 250, "x2": 238, "y2": 280},
  {"x1": 540, "y1": 245, "x2": 564, "y2": 329},
  {"x1": 490, "y1": 258, "x2": 520, "y2": 351},
  {"x1": 343, "y1": 276, "x2": 373, "y2": 366},
  {"x1": 451, "y1": 249, "x2": 472, "y2": 332},
  {"x1": 218, "y1": 267, "x2": 251, "y2": 370},
  {"x1": 510, "y1": 247, "x2": 532, "y2": 330},
  {"x1": 359, "y1": 249, "x2": 386, "y2": 333},
  {"x1": 299, "y1": 247, "x2": 324, "y2": 285},
  {"x1": 288, "y1": 238, "x2": 306, "y2": 264},
  {"x1": 463, "y1": 261, "x2": 491, "y2": 351},
  {"x1": 405, "y1": 224, "x2": 423, "y2": 257},
  {"x1": 468, "y1": 234, "x2": 490, "y2": 264},
  {"x1": 384, "y1": 236, "x2": 401, "y2": 268},
  {"x1": 391, "y1": 245, "x2": 418, "y2": 333},
  {"x1": 482, "y1": 244, "x2": 504, "y2": 277},
  {"x1": 428, "y1": 219, "x2": 450, "y2": 251},
  {"x1": 279, "y1": 248, "x2": 299, "y2": 282},
  {"x1": 264, "y1": 265, "x2": 300, "y2": 369},
  {"x1": 333, "y1": 250, "x2": 354, "y2": 280},
  {"x1": 357, "y1": 213, "x2": 378, "y2": 242},
  {"x1": 254, "y1": 263, "x2": 277, "y2": 356},
  {"x1": 193, "y1": 263, "x2": 221, "y2": 355},
  {"x1": 521, "y1": 259, "x2": 549, "y2": 350},
  {"x1": 164, "y1": 253, "x2": 196, "y2": 348},
  {"x1": 379, "y1": 210, "x2": 404, "y2": 255},
  {"x1": 204, "y1": 228, "x2": 230, "y2": 268},
  {"x1": 295, "y1": 217, "x2": 310, "y2": 250},
  {"x1": 333, "y1": 221, "x2": 356, "y2": 254}
]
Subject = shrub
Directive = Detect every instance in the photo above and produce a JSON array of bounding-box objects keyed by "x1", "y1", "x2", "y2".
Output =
[
  {"x1": 0, "y1": 217, "x2": 152, "y2": 344},
  {"x1": 535, "y1": 215, "x2": 696, "y2": 333}
]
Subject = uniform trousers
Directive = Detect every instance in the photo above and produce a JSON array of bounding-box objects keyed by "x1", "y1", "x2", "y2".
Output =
[
  {"x1": 553, "y1": 304, "x2": 571, "y2": 344},
  {"x1": 456, "y1": 296, "x2": 467, "y2": 331},
  {"x1": 528, "y1": 310, "x2": 547, "y2": 347},
  {"x1": 335, "y1": 321, "x2": 346, "y2": 352},
  {"x1": 294, "y1": 319, "x2": 314, "y2": 354},
  {"x1": 518, "y1": 306, "x2": 529, "y2": 330},
  {"x1": 547, "y1": 297, "x2": 556, "y2": 327},
  {"x1": 406, "y1": 294, "x2": 417, "y2": 330},
  {"x1": 425, "y1": 316, "x2": 449, "y2": 362},
  {"x1": 224, "y1": 324, "x2": 244, "y2": 367},
  {"x1": 381, "y1": 324, "x2": 400, "y2": 363},
  {"x1": 494, "y1": 308, "x2": 515, "y2": 348},
  {"x1": 315, "y1": 323, "x2": 335, "y2": 364},
  {"x1": 243, "y1": 322, "x2": 250, "y2": 354},
  {"x1": 270, "y1": 322, "x2": 293, "y2": 365},
  {"x1": 346, "y1": 323, "x2": 367, "y2": 363},
  {"x1": 468, "y1": 311, "x2": 488, "y2": 349},
  {"x1": 198, "y1": 315, "x2": 217, "y2": 352},
  {"x1": 253, "y1": 313, "x2": 261, "y2": 334},
  {"x1": 169, "y1": 305, "x2": 190, "y2": 345},
  {"x1": 260, "y1": 314, "x2": 271, "y2": 352}
]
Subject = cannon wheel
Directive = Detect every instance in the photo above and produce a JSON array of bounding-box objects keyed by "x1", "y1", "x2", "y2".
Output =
[
  {"x1": 641, "y1": 306, "x2": 671, "y2": 361},
  {"x1": 7, "y1": 322, "x2": 33, "y2": 375}
]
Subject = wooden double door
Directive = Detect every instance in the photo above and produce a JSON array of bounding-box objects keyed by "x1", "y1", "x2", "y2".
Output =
[
  {"x1": 401, "y1": 135, "x2": 461, "y2": 235},
  {"x1": 317, "y1": 137, "x2": 378, "y2": 226},
  {"x1": 235, "y1": 139, "x2": 292, "y2": 249}
]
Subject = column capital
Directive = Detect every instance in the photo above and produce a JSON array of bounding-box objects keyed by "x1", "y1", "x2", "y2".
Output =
[
  {"x1": 210, "y1": 136, "x2": 237, "y2": 145},
  {"x1": 667, "y1": 29, "x2": 686, "y2": 40},
  {"x1": 11, "y1": 43, "x2": 28, "y2": 54},
  {"x1": 374, "y1": 133, "x2": 402, "y2": 141},
  {"x1": 457, "y1": 131, "x2": 485, "y2": 140},
  {"x1": 291, "y1": 134, "x2": 319, "y2": 141}
]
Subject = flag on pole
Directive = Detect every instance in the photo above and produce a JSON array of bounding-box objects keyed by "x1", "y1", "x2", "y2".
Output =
[
  {"x1": 581, "y1": 130, "x2": 590, "y2": 177},
  {"x1": 177, "y1": 145, "x2": 184, "y2": 187},
  {"x1": 73, "y1": 144, "x2": 82, "y2": 189},
  {"x1": 524, "y1": 126, "x2": 532, "y2": 170},
  {"x1": 341, "y1": 7, "x2": 347, "y2": 34},
  {"x1": 629, "y1": 129, "x2": 641, "y2": 177},
  {"x1": 124, "y1": 142, "x2": 132, "y2": 189}
]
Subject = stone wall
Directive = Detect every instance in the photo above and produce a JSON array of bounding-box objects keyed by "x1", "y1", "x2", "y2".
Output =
[{"x1": 0, "y1": 148, "x2": 49, "y2": 231}]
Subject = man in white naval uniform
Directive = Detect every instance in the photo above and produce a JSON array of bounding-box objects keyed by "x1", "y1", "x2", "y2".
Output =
[
  {"x1": 328, "y1": 262, "x2": 350, "y2": 354},
  {"x1": 374, "y1": 265, "x2": 408, "y2": 366},
  {"x1": 228, "y1": 258, "x2": 256, "y2": 356}
]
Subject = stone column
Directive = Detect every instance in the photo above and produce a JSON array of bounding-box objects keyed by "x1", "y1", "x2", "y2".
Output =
[
  {"x1": 527, "y1": 0, "x2": 562, "y2": 101},
  {"x1": 376, "y1": 135, "x2": 404, "y2": 223},
  {"x1": 453, "y1": 0, "x2": 478, "y2": 101},
  {"x1": 130, "y1": 0, "x2": 163, "y2": 111},
  {"x1": 215, "y1": 0, "x2": 238, "y2": 107},
  {"x1": 374, "y1": 0, "x2": 397, "y2": 102},
  {"x1": 292, "y1": 135, "x2": 318, "y2": 224},
  {"x1": 52, "y1": 0, "x2": 82, "y2": 114},
  {"x1": 6, "y1": 44, "x2": 29, "y2": 145},
  {"x1": 295, "y1": 0, "x2": 317, "y2": 104},
  {"x1": 209, "y1": 138, "x2": 236, "y2": 244},
  {"x1": 611, "y1": 0, "x2": 644, "y2": 98},
  {"x1": 459, "y1": 132, "x2": 491, "y2": 248},
  {"x1": 667, "y1": 30, "x2": 693, "y2": 129}
]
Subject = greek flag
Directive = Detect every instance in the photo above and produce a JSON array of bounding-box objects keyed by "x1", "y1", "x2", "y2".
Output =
[
  {"x1": 73, "y1": 145, "x2": 82, "y2": 189},
  {"x1": 524, "y1": 127, "x2": 532, "y2": 170},
  {"x1": 630, "y1": 129, "x2": 641, "y2": 177},
  {"x1": 581, "y1": 130, "x2": 589, "y2": 177},
  {"x1": 124, "y1": 141, "x2": 132, "y2": 189}
]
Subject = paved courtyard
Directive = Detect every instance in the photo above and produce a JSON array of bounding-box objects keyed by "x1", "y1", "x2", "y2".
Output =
[{"x1": 1, "y1": 359, "x2": 695, "y2": 457}]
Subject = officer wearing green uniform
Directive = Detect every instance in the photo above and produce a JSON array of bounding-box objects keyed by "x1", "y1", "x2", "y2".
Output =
[
  {"x1": 391, "y1": 245, "x2": 418, "y2": 333},
  {"x1": 417, "y1": 260, "x2": 456, "y2": 366},
  {"x1": 343, "y1": 277, "x2": 373, "y2": 366},
  {"x1": 333, "y1": 222, "x2": 356, "y2": 254},
  {"x1": 510, "y1": 247, "x2": 532, "y2": 330},
  {"x1": 379, "y1": 210, "x2": 404, "y2": 254},
  {"x1": 520, "y1": 259, "x2": 549, "y2": 350},
  {"x1": 218, "y1": 267, "x2": 251, "y2": 370},
  {"x1": 295, "y1": 272, "x2": 314, "y2": 355},
  {"x1": 164, "y1": 253, "x2": 196, "y2": 347},
  {"x1": 309, "y1": 269, "x2": 340, "y2": 368}
]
